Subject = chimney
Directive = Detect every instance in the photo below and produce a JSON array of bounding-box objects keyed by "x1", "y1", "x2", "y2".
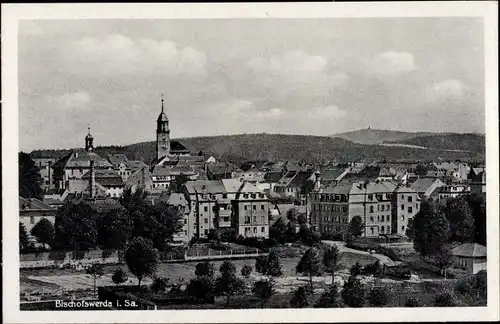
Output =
[{"x1": 90, "y1": 160, "x2": 95, "y2": 199}]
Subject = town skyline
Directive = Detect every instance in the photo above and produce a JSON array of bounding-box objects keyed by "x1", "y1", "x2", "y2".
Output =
[{"x1": 19, "y1": 18, "x2": 485, "y2": 151}]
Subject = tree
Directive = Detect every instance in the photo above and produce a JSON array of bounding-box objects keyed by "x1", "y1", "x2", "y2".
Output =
[
  {"x1": 86, "y1": 263, "x2": 104, "y2": 298},
  {"x1": 151, "y1": 277, "x2": 169, "y2": 293},
  {"x1": 290, "y1": 286, "x2": 310, "y2": 308},
  {"x1": 54, "y1": 201, "x2": 98, "y2": 254},
  {"x1": 350, "y1": 262, "x2": 363, "y2": 277},
  {"x1": 341, "y1": 276, "x2": 365, "y2": 307},
  {"x1": 323, "y1": 245, "x2": 341, "y2": 285},
  {"x1": 444, "y1": 197, "x2": 474, "y2": 243},
  {"x1": 269, "y1": 217, "x2": 287, "y2": 244},
  {"x1": 195, "y1": 261, "x2": 215, "y2": 278},
  {"x1": 241, "y1": 265, "x2": 253, "y2": 278},
  {"x1": 19, "y1": 222, "x2": 32, "y2": 252},
  {"x1": 30, "y1": 218, "x2": 55, "y2": 247},
  {"x1": 169, "y1": 174, "x2": 190, "y2": 193},
  {"x1": 19, "y1": 152, "x2": 43, "y2": 199},
  {"x1": 187, "y1": 276, "x2": 214, "y2": 303},
  {"x1": 124, "y1": 237, "x2": 158, "y2": 287},
  {"x1": 252, "y1": 279, "x2": 275, "y2": 308},
  {"x1": 130, "y1": 210, "x2": 158, "y2": 244},
  {"x1": 404, "y1": 296, "x2": 423, "y2": 307},
  {"x1": 466, "y1": 193, "x2": 486, "y2": 245},
  {"x1": 119, "y1": 187, "x2": 150, "y2": 215},
  {"x1": 207, "y1": 228, "x2": 221, "y2": 244},
  {"x1": 215, "y1": 261, "x2": 246, "y2": 306},
  {"x1": 367, "y1": 287, "x2": 389, "y2": 306},
  {"x1": 296, "y1": 247, "x2": 323, "y2": 293},
  {"x1": 297, "y1": 213, "x2": 307, "y2": 225},
  {"x1": 315, "y1": 284, "x2": 341, "y2": 308},
  {"x1": 349, "y1": 216, "x2": 364, "y2": 238},
  {"x1": 97, "y1": 209, "x2": 132, "y2": 250},
  {"x1": 285, "y1": 221, "x2": 298, "y2": 243},
  {"x1": 112, "y1": 268, "x2": 128, "y2": 285},
  {"x1": 148, "y1": 202, "x2": 184, "y2": 249},
  {"x1": 255, "y1": 249, "x2": 283, "y2": 279},
  {"x1": 434, "y1": 292, "x2": 456, "y2": 307},
  {"x1": 413, "y1": 199, "x2": 451, "y2": 257},
  {"x1": 434, "y1": 246, "x2": 454, "y2": 279}
]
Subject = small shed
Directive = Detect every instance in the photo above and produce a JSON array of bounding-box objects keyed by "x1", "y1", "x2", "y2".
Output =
[{"x1": 452, "y1": 243, "x2": 487, "y2": 274}]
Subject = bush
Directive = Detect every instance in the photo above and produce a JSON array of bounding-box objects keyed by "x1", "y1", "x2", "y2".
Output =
[
  {"x1": 151, "y1": 277, "x2": 169, "y2": 293},
  {"x1": 404, "y1": 296, "x2": 423, "y2": 307},
  {"x1": 186, "y1": 276, "x2": 214, "y2": 302},
  {"x1": 341, "y1": 276, "x2": 365, "y2": 307},
  {"x1": 195, "y1": 261, "x2": 215, "y2": 278},
  {"x1": 367, "y1": 287, "x2": 389, "y2": 306},
  {"x1": 241, "y1": 265, "x2": 253, "y2": 278},
  {"x1": 112, "y1": 268, "x2": 128, "y2": 285},
  {"x1": 290, "y1": 286, "x2": 310, "y2": 308},
  {"x1": 363, "y1": 261, "x2": 382, "y2": 276},
  {"x1": 434, "y1": 292, "x2": 456, "y2": 307},
  {"x1": 350, "y1": 262, "x2": 363, "y2": 276},
  {"x1": 454, "y1": 277, "x2": 473, "y2": 295}
]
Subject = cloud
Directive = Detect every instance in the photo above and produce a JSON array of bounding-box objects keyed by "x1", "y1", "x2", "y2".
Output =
[
  {"x1": 50, "y1": 91, "x2": 91, "y2": 109},
  {"x1": 62, "y1": 34, "x2": 206, "y2": 76},
  {"x1": 371, "y1": 51, "x2": 415, "y2": 75},
  {"x1": 426, "y1": 79, "x2": 469, "y2": 102}
]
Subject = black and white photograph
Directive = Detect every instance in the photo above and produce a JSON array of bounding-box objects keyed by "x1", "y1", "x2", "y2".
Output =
[{"x1": 2, "y1": 2, "x2": 499, "y2": 323}]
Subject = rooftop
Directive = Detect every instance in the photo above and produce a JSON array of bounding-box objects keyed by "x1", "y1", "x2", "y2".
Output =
[{"x1": 452, "y1": 243, "x2": 487, "y2": 258}]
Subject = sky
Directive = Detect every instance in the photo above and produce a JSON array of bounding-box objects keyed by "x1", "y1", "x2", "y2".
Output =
[{"x1": 18, "y1": 18, "x2": 485, "y2": 151}]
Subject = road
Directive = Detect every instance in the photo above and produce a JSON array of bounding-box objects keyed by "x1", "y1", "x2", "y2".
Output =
[{"x1": 322, "y1": 240, "x2": 398, "y2": 266}]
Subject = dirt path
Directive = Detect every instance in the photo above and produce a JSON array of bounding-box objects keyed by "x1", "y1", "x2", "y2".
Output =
[{"x1": 322, "y1": 240, "x2": 397, "y2": 266}]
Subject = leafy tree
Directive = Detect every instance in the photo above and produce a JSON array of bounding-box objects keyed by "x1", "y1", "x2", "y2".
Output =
[
  {"x1": 413, "y1": 199, "x2": 451, "y2": 256},
  {"x1": 112, "y1": 268, "x2": 128, "y2": 285},
  {"x1": 151, "y1": 277, "x2": 169, "y2": 293},
  {"x1": 186, "y1": 276, "x2": 214, "y2": 303},
  {"x1": 367, "y1": 287, "x2": 389, "y2": 306},
  {"x1": 255, "y1": 249, "x2": 283, "y2": 279},
  {"x1": 119, "y1": 187, "x2": 149, "y2": 214},
  {"x1": 297, "y1": 213, "x2": 307, "y2": 225},
  {"x1": 349, "y1": 216, "x2": 364, "y2": 238},
  {"x1": 54, "y1": 201, "x2": 98, "y2": 254},
  {"x1": 30, "y1": 218, "x2": 55, "y2": 247},
  {"x1": 269, "y1": 217, "x2": 287, "y2": 244},
  {"x1": 323, "y1": 245, "x2": 341, "y2": 285},
  {"x1": 363, "y1": 261, "x2": 382, "y2": 276},
  {"x1": 130, "y1": 210, "x2": 158, "y2": 243},
  {"x1": 147, "y1": 202, "x2": 184, "y2": 249},
  {"x1": 341, "y1": 276, "x2": 365, "y2": 307},
  {"x1": 19, "y1": 222, "x2": 32, "y2": 252},
  {"x1": 169, "y1": 174, "x2": 190, "y2": 193},
  {"x1": 404, "y1": 296, "x2": 423, "y2": 307},
  {"x1": 466, "y1": 193, "x2": 486, "y2": 245},
  {"x1": 350, "y1": 262, "x2": 363, "y2": 277},
  {"x1": 434, "y1": 292, "x2": 456, "y2": 307},
  {"x1": 195, "y1": 261, "x2": 215, "y2": 278},
  {"x1": 19, "y1": 152, "x2": 43, "y2": 199},
  {"x1": 241, "y1": 265, "x2": 253, "y2": 278},
  {"x1": 434, "y1": 246, "x2": 454, "y2": 279},
  {"x1": 97, "y1": 209, "x2": 132, "y2": 250},
  {"x1": 286, "y1": 208, "x2": 298, "y2": 222},
  {"x1": 124, "y1": 237, "x2": 158, "y2": 287},
  {"x1": 290, "y1": 286, "x2": 310, "y2": 308},
  {"x1": 252, "y1": 279, "x2": 275, "y2": 308},
  {"x1": 207, "y1": 228, "x2": 221, "y2": 244},
  {"x1": 220, "y1": 228, "x2": 237, "y2": 242},
  {"x1": 86, "y1": 263, "x2": 104, "y2": 298},
  {"x1": 300, "y1": 179, "x2": 316, "y2": 197},
  {"x1": 314, "y1": 284, "x2": 341, "y2": 308},
  {"x1": 215, "y1": 261, "x2": 246, "y2": 306},
  {"x1": 285, "y1": 221, "x2": 298, "y2": 242},
  {"x1": 296, "y1": 247, "x2": 323, "y2": 293},
  {"x1": 444, "y1": 197, "x2": 474, "y2": 243}
]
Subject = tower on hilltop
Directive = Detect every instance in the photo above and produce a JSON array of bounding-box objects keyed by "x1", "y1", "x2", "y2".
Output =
[{"x1": 156, "y1": 94, "x2": 170, "y2": 159}]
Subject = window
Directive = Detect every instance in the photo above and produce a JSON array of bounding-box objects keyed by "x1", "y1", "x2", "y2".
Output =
[
  {"x1": 243, "y1": 194, "x2": 248, "y2": 198},
  {"x1": 370, "y1": 216, "x2": 374, "y2": 222},
  {"x1": 408, "y1": 196, "x2": 413, "y2": 202},
  {"x1": 387, "y1": 226, "x2": 391, "y2": 233},
  {"x1": 204, "y1": 206, "x2": 208, "y2": 212},
  {"x1": 387, "y1": 215, "x2": 390, "y2": 222},
  {"x1": 401, "y1": 215, "x2": 405, "y2": 221},
  {"x1": 222, "y1": 194, "x2": 227, "y2": 199},
  {"x1": 401, "y1": 204, "x2": 404, "y2": 210},
  {"x1": 401, "y1": 226, "x2": 405, "y2": 232},
  {"x1": 261, "y1": 227, "x2": 265, "y2": 233},
  {"x1": 401, "y1": 194, "x2": 405, "y2": 199},
  {"x1": 245, "y1": 216, "x2": 250, "y2": 224},
  {"x1": 381, "y1": 226, "x2": 385, "y2": 233},
  {"x1": 261, "y1": 205, "x2": 265, "y2": 210},
  {"x1": 253, "y1": 216, "x2": 257, "y2": 223},
  {"x1": 370, "y1": 228, "x2": 374, "y2": 234},
  {"x1": 370, "y1": 206, "x2": 374, "y2": 213},
  {"x1": 253, "y1": 227, "x2": 257, "y2": 234},
  {"x1": 408, "y1": 207, "x2": 413, "y2": 214},
  {"x1": 368, "y1": 194, "x2": 373, "y2": 201},
  {"x1": 381, "y1": 215, "x2": 385, "y2": 222},
  {"x1": 244, "y1": 205, "x2": 248, "y2": 211},
  {"x1": 253, "y1": 205, "x2": 257, "y2": 211},
  {"x1": 184, "y1": 219, "x2": 187, "y2": 224},
  {"x1": 381, "y1": 205, "x2": 385, "y2": 211},
  {"x1": 251, "y1": 194, "x2": 256, "y2": 199},
  {"x1": 261, "y1": 216, "x2": 265, "y2": 223},
  {"x1": 204, "y1": 218, "x2": 208, "y2": 224},
  {"x1": 204, "y1": 229, "x2": 208, "y2": 235}
]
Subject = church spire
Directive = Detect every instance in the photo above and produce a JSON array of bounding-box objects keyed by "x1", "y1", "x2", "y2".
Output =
[
  {"x1": 85, "y1": 125, "x2": 94, "y2": 152},
  {"x1": 161, "y1": 94, "x2": 164, "y2": 113}
]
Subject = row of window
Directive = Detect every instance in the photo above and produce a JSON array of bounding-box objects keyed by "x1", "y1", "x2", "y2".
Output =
[
  {"x1": 312, "y1": 204, "x2": 348, "y2": 212},
  {"x1": 368, "y1": 215, "x2": 391, "y2": 223},
  {"x1": 320, "y1": 216, "x2": 349, "y2": 224},
  {"x1": 244, "y1": 226, "x2": 266, "y2": 234},
  {"x1": 312, "y1": 194, "x2": 348, "y2": 202},
  {"x1": 244, "y1": 216, "x2": 267, "y2": 224},
  {"x1": 243, "y1": 204, "x2": 266, "y2": 211}
]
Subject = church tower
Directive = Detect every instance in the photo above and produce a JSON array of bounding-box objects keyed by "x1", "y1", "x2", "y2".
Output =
[
  {"x1": 85, "y1": 126, "x2": 94, "y2": 152},
  {"x1": 156, "y1": 94, "x2": 170, "y2": 159}
]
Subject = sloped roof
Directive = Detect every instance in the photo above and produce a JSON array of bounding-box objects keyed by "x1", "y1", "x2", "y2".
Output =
[
  {"x1": 170, "y1": 141, "x2": 190, "y2": 153},
  {"x1": 61, "y1": 150, "x2": 112, "y2": 169},
  {"x1": 19, "y1": 197, "x2": 56, "y2": 211},
  {"x1": 452, "y1": 243, "x2": 487, "y2": 257},
  {"x1": 322, "y1": 182, "x2": 354, "y2": 194},
  {"x1": 126, "y1": 160, "x2": 148, "y2": 172},
  {"x1": 410, "y1": 178, "x2": 443, "y2": 194},
  {"x1": 184, "y1": 180, "x2": 226, "y2": 195},
  {"x1": 319, "y1": 168, "x2": 345, "y2": 180},
  {"x1": 152, "y1": 164, "x2": 196, "y2": 176},
  {"x1": 166, "y1": 193, "x2": 188, "y2": 206},
  {"x1": 264, "y1": 171, "x2": 283, "y2": 183},
  {"x1": 395, "y1": 186, "x2": 416, "y2": 193},
  {"x1": 350, "y1": 181, "x2": 398, "y2": 195},
  {"x1": 207, "y1": 162, "x2": 242, "y2": 175},
  {"x1": 107, "y1": 154, "x2": 128, "y2": 166}
]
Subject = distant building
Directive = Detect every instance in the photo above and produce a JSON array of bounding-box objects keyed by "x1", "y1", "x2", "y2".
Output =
[
  {"x1": 162, "y1": 193, "x2": 190, "y2": 243},
  {"x1": 469, "y1": 168, "x2": 486, "y2": 195},
  {"x1": 206, "y1": 162, "x2": 242, "y2": 180},
  {"x1": 274, "y1": 170, "x2": 317, "y2": 201},
  {"x1": 32, "y1": 157, "x2": 56, "y2": 190},
  {"x1": 81, "y1": 168, "x2": 125, "y2": 198},
  {"x1": 19, "y1": 197, "x2": 57, "y2": 235},
  {"x1": 437, "y1": 183, "x2": 470, "y2": 200},
  {"x1": 410, "y1": 177, "x2": 445, "y2": 199},
  {"x1": 452, "y1": 243, "x2": 487, "y2": 274}
]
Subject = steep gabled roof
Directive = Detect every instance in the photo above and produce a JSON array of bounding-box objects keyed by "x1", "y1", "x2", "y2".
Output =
[
  {"x1": 63, "y1": 149, "x2": 112, "y2": 169},
  {"x1": 19, "y1": 197, "x2": 56, "y2": 211}
]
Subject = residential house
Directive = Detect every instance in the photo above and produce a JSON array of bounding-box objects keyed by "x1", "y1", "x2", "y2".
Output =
[
  {"x1": 410, "y1": 177, "x2": 445, "y2": 199},
  {"x1": 206, "y1": 162, "x2": 242, "y2": 180},
  {"x1": 163, "y1": 193, "x2": 190, "y2": 243},
  {"x1": 274, "y1": 170, "x2": 316, "y2": 202},
  {"x1": 19, "y1": 197, "x2": 57, "y2": 236},
  {"x1": 392, "y1": 186, "x2": 420, "y2": 236},
  {"x1": 81, "y1": 168, "x2": 125, "y2": 198},
  {"x1": 469, "y1": 168, "x2": 486, "y2": 195},
  {"x1": 452, "y1": 243, "x2": 487, "y2": 274}
]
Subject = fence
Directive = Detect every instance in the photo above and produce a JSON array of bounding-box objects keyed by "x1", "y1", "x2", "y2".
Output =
[
  {"x1": 184, "y1": 247, "x2": 266, "y2": 261},
  {"x1": 20, "y1": 250, "x2": 121, "y2": 269}
]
